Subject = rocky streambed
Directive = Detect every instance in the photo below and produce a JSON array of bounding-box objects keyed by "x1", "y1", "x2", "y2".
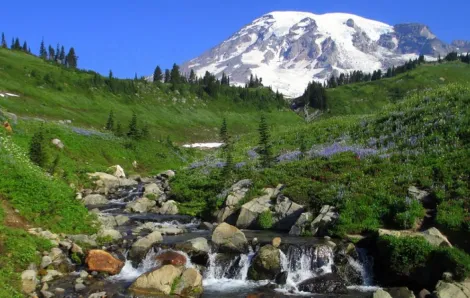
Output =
[{"x1": 21, "y1": 167, "x2": 468, "y2": 298}]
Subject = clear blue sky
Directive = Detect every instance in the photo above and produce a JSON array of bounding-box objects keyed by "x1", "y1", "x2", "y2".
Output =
[{"x1": 1, "y1": 0, "x2": 468, "y2": 78}]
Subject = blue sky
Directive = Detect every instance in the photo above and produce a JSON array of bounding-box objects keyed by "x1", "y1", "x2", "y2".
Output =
[{"x1": 1, "y1": 0, "x2": 468, "y2": 78}]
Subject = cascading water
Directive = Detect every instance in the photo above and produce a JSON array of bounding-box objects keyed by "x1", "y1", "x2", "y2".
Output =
[{"x1": 108, "y1": 183, "x2": 145, "y2": 205}]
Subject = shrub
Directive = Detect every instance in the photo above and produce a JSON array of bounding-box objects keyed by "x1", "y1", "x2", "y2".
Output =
[{"x1": 258, "y1": 210, "x2": 273, "y2": 230}]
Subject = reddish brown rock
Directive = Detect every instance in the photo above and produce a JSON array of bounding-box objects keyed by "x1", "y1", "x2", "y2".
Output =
[
  {"x1": 85, "y1": 250, "x2": 124, "y2": 275},
  {"x1": 155, "y1": 251, "x2": 187, "y2": 267}
]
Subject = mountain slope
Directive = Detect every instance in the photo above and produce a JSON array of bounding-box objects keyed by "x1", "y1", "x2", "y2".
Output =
[{"x1": 182, "y1": 11, "x2": 458, "y2": 97}]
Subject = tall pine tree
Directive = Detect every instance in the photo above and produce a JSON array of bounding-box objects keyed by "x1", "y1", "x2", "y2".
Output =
[
  {"x1": 29, "y1": 129, "x2": 47, "y2": 167},
  {"x1": 22, "y1": 41, "x2": 28, "y2": 52},
  {"x1": 164, "y1": 69, "x2": 170, "y2": 83},
  {"x1": 66, "y1": 47, "x2": 78, "y2": 68},
  {"x1": 59, "y1": 46, "x2": 66, "y2": 64},
  {"x1": 39, "y1": 39, "x2": 47, "y2": 59},
  {"x1": 1, "y1": 33, "x2": 6, "y2": 48},
  {"x1": 153, "y1": 66, "x2": 163, "y2": 83},
  {"x1": 170, "y1": 63, "x2": 181, "y2": 84},
  {"x1": 127, "y1": 112, "x2": 139, "y2": 139},
  {"x1": 258, "y1": 114, "x2": 272, "y2": 168},
  {"x1": 189, "y1": 69, "x2": 197, "y2": 84},
  {"x1": 105, "y1": 110, "x2": 114, "y2": 131}
]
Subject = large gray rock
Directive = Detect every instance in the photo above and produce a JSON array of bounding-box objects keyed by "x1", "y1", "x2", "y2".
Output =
[
  {"x1": 154, "y1": 200, "x2": 178, "y2": 215},
  {"x1": 129, "y1": 231, "x2": 163, "y2": 261},
  {"x1": 88, "y1": 172, "x2": 137, "y2": 194},
  {"x1": 126, "y1": 197, "x2": 156, "y2": 213},
  {"x1": 236, "y1": 193, "x2": 271, "y2": 229},
  {"x1": 21, "y1": 269, "x2": 37, "y2": 294},
  {"x1": 247, "y1": 244, "x2": 281, "y2": 280},
  {"x1": 378, "y1": 227, "x2": 452, "y2": 247},
  {"x1": 83, "y1": 194, "x2": 108, "y2": 206},
  {"x1": 97, "y1": 228, "x2": 122, "y2": 241},
  {"x1": 144, "y1": 183, "x2": 164, "y2": 198},
  {"x1": 373, "y1": 289, "x2": 393, "y2": 298},
  {"x1": 108, "y1": 165, "x2": 126, "y2": 178},
  {"x1": 216, "y1": 179, "x2": 252, "y2": 223},
  {"x1": 289, "y1": 212, "x2": 314, "y2": 236},
  {"x1": 211, "y1": 222, "x2": 248, "y2": 253},
  {"x1": 174, "y1": 268, "x2": 203, "y2": 297},
  {"x1": 130, "y1": 265, "x2": 182, "y2": 295},
  {"x1": 311, "y1": 205, "x2": 339, "y2": 236},
  {"x1": 433, "y1": 279, "x2": 470, "y2": 298},
  {"x1": 408, "y1": 186, "x2": 431, "y2": 203},
  {"x1": 67, "y1": 234, "x2": 97, "y2": 247},
  {"x1": 272, "y1": 195, "x2": 305, "y2": 231}
]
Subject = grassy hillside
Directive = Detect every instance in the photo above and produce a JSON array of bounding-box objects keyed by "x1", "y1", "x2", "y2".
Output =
[{"x1": 326, "y1": 62, "x2": 470, "y2": 115}]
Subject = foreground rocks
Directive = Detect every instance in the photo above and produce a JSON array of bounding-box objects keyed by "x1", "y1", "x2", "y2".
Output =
[
  {"x1": 248, "y1": 244, "x2": 281, "y2": 280},
  {"x1": 129, "y1": 231, "x2": 163, "y2": 262},
  {"x1": 130, "y1": 265, "x2": 202, "y2": 297},
  {"x1": 298, "y1": 273, "x2": 348, "y2": 294},
  {"x1": 211, "y1": 222, "x2": 248, "y2": 253},
  {"x1": 85, "y1": 250, "x2": 124, "y2": 275},
  {"x1": 155, "y1": 251, "x2": 187, "y2": 267},
  {"x1": 434, "y1": 279, "x2": 470, "y2": 298}
]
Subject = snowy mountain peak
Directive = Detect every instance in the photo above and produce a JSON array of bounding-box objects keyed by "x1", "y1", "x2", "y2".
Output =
[{"x1": 181, "y1": 11, "x2": 456, "y2": 97}]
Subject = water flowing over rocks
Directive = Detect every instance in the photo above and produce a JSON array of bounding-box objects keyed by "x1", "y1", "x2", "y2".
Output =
[
  {"x1": 129, "y1": 231, "x2": 163, "y2": 262},
  {"x1": 247, "y1": 244, "x2": 282, "y2": 280}
]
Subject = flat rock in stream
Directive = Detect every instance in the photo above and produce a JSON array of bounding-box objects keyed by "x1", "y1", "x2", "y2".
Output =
[
  {"x1": 83, "y1": 194, "x2": 108, "y2": 206},
  {"x1": 129, "y1": 231, "x2": 163, "y2": 261}
]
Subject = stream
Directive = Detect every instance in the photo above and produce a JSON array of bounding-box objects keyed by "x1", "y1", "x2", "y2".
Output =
[{"x1": 53, "y1": 183, "x2": 380, "y2": 297}]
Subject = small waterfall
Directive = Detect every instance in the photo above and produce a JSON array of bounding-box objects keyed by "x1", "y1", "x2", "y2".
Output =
[{"x1": 108, "y1": 183, "x2": 145, "y2": 205}]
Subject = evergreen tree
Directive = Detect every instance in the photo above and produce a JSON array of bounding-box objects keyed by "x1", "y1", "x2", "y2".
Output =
[
  {"x1": 22, "y1": 41, "x2": 28, "y2": 52},
  {"x1": 39, "y1": 39, "x2": 47, "y2": 59},
  {"x1": 258, "y1": 114, "x2": 272, "y2": 168},
  {"x1": 66, "y1": 47, "x2": 78, "y2": 68},
  {"x1": 140, "y1": 124, "x2": 150, "y2": 139},
  {"x1": 13, "y1": 38, "x2": 20, "y2": 50},
  {"x1": 189, "y1": 69, "x2": 197, "y2": 84},
  {"x1": 219, "y1": 117, "x2": 228, "y2": 145},
  {"x1": 105, "y1": 110, "x2": 114, "y2": 131},
  {"x1": 59, "y1": 46, "x2": 66, "y2": 64},
  {"x1": 164, "y1": 69, "x2": 170, "y2": 83},
  {"x1": 418, "y1": 54, "x2": 425, "y2": 64},
  {"x1": 127, "y1": 112, "x2": 139, "y2": 139},
  {"x1": 438, "y1": 54, "x2": 442, "y2": 63},
  {"x1": 134, "y1": 73, "x2": 138, "y2": 81},
  {"x1": 29, "y1": 129, "x2": 47, "y2": 167},
  {"x1": 54, "y1": 44, "x2": 60, "y2": 61},
  {"x1": 221, "y1": 145, "x2": 234, "y2": 178},
  {"x1": 170, "y1": 63, "x2": 181, "y2": 84},
  {"x1": 48, "y1": 45, "x2": 55, "y2": 60},
  {"x1": 10, "y1": 38, "x2": 14, "y2": 49},
  {"x1": 108, "y1": 69, "x2": 113, "y2": 79},
  {"x1": 153, "y1": 66, "x2": 163, "y2": 83},
  {"x1": 1, "y1": 33, "x2": 6, "y2": 48}
]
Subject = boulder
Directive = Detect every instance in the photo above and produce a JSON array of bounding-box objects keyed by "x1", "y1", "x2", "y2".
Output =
[
  {"x1": 85, "y1": 250, "x2": 124, "y2": 275},
  {"x1": 161, "y1": 170, "x2": 176, "y2": 178},
  {"x1": 373, "y1": 289, "x2": 393, "y2": 298},
  {"x1": 272, "y1": 195, "x2": 305, "y2": 231},
  {"x1": 156, "y1": 251, "x2": 187, "y2": 267},
  {"x1": 152, "y1": 226, "x2": 185, "y2": 235},
  {"x1": 211, "y1": 222, "x2": 248, "y2": 253},
  {"x1": 115, "y1": 215, "x2": 130, "y2": 226},
  {"x1": 289, "y1": 212, "x2": 314, "y2": 236},
  {"x1": 175, "y1": 237, "x2": 210, "y2": 266},
  {"x1": 21, "y1": 270, "x2": 37, "y2": 294},
  {"x1": 275, "y1": 271, "x2": 288, "y2": 285},
  {"x1": 98, "y1": 214, "x2": 118, "y2": 228},
  {"x1": 385, "y1": 287, "x2": 416, "y2": 298},
  {"x1": 51, "y1": 138, "x2": 64, "y2": 149},
  {"x1": 434, "y1": 279, "x2": 470, "y2": 298},
  {"x1": 418, "y1": 289, "x2": 431, "y2": 298},
  {"x1": 272, "y1": 237, "x2": 281, "y2": 248},
  {"x1": 216, "y1": 179, "x2": 252, "y2": 223},
  {"x1": 144, "y1": 183, "x2": 164, "y2": 198},
  {"x1": 108, "y1": 165, "x2": 126, "y2": 178},
  {"x1": 297, "y1": 273, "x2": 348, "y2": 294},
  {"x1": 88, "y1": 172, "x2": 137, "y2": 194},
  {"x1": 236, "y1": 194, "x2": 271, "y2": 229},
  {"x1": 67, "y1": 234, "x2": 97, "y2": 247},
  {"x1": 174, "y1": 268, "x2": 203, "y2": 297},
  {"x1": 333, "y1": 243, "x2": 363, "y2": 286},
  {"x1": 41, "y1": 270, "x2": 63, "y2": 282},
  {"x1": 41, "y1": 256, "x2": 52, "y2": 269},
  {"x1": 130, "y1": 265, "x2": 183, "y2": 295},
  {"x1": 247, "y1": 245, "x2": 281, "y2": 281},
  {"x1": 97, "y1": 228, "x2": 122, "y2": 241},
  {"x1": 126, "y1": 197, "x2": 156, "y2": 213},
  {"x1": 154, "y1": 200, "x2": 179, "y2": 215},
  {"x1": 129, "y1": 231, "x2": 163, "y2": 261},
  {"x1": 408, "y1": 186, "x2": 432, "y2": 204},
  {"x1": 198, "y1": 222, "x2": 214, "y2": 231},
  {"x1": 311, "y1": 205, "x2": 339, "y2": 236},
  {"x1": 83, "y1": 194, "x2": 108, "y2": 206}
]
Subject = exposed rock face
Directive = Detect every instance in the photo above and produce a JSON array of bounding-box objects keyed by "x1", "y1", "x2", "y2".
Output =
[
  {"x1": 216, "y1": 179, "x2": 252, "y2": 223},
  {"x1": 434, "y1": 279, "x2": 470, "y2": 298},
  {"x1": 297, "y1": 273, "x2": 348, "y2": 294},
  {"x1": 236, "y1": 194, "x2": 271, "y2": 229},
  {"x1": 129, "y1": 231, "x2": 163, "y2": 261},
  {"x1": 181, "y1": 11, "x2": 458, "y2": 97},
  {"x1": 130, "y1": 265, "x2": 183, "y2": 295},
  {"x1": 85, "y1": 250, "x2": 124, "y2": 275},
  {"x1": 289, "y1": 212, "x2": 314, "y2": 236},
  {"x1": 154, "y1": 200, "x2": 179, "y2": 215},
  {"x1": 175, "y1": 237, "x2": 210, "y2": 265},
  {"x1": 211, "y1": 222, "x2": 248, "y2": 253},
  {"x1": 272, "y1": 195, "x2": 305, "y2": 230},
  {"x1": 248, "y1": 245, "x2": 281, "y2": 281},
  {"x1": 311, "y1": 205, "x2": 339, "y2": 236}
]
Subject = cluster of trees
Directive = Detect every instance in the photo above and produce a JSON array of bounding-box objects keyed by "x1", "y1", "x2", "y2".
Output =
[
  {"x1": 300, "y1": 81, "x2": 328, "y2": 110},
  {"x1": 246, "y1": 74, "x2": 264, "y2": 88},
  {"x1": 326, "y1": 55, "x2": 426, "y2": 88},
  {"x1": 105, "y1": 110, "x2": 149, "y2": 140},
  {"x1": 443, "y1": 51, "x2": 470, "y2": 64},
  {"x1": 1, "y1": 32, "x2": 78, "y2": 69}
]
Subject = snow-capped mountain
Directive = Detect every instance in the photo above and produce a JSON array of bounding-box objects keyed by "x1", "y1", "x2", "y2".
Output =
[{"x1": 181, "y1": 11, "x2": 459, "y2": 97}]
